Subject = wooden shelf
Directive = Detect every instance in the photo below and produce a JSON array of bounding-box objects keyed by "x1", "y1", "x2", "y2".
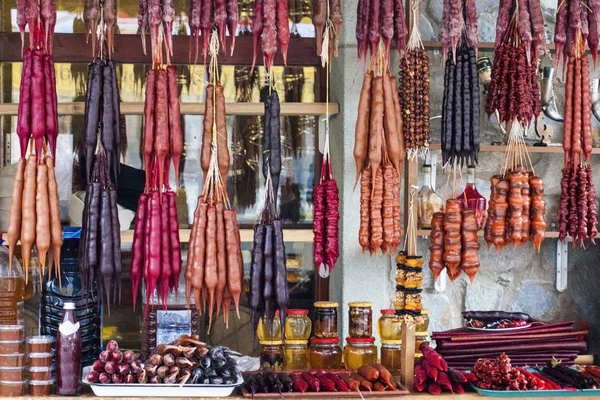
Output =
[
  {"x1": 0, "y1": 102, "x2": 338, "y2": 117},
  {"x1": 0, "y1": 33, "x2": 321, "y2": 66},
  {"x1": 428, "y1": 143, "x2": 600, "y2": 155},
  {"x1": 120, "y1": 228, "x2": 313, "y2": 243},
  {"x1": 417, "y1": 229, "x2": 561, "y2": 239}
]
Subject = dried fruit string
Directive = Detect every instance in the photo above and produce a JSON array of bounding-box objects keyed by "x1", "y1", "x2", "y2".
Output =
[{"x1": 313, "y1": 21, "x2": 339, "y2": 276}]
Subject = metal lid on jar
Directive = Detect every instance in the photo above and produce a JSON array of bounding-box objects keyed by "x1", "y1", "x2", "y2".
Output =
[
  {"x1": 314, "y1": 302, "x2": 339, "y2": 308},
  {"x1": 288, "y1": 309, "x2": 309, "y2": 316},
  {"x1": 421, "y1": 310, "x2": 429, "y2": 315},
  {"x1": 345, "y1": 337, "x2": 375, "y2": 344},
  {"x1": 284, "y1": 340, "x2": 309, "y2": 346},
  {"x1": 260, "y1": 340, "x2": 283, "y2": 346},
  {"x1": 381, "y1": 340, "x2": 402, "y2": 345},
  {"x1": 380, "y1": 309, "x2": 396, "y2": 315},
  {"x1": 348, "y1": 302, "x2": 372, "y2": 308},
  {"x1": 415, "y1": 332, "x2": 429, "y2": 337},
  {"x1": 310, "y1": 337, "x2": 340, "y2": 344}
]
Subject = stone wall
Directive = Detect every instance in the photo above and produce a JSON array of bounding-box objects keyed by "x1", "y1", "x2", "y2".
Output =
[{"x1": 330, "y1": 0, "x2": 600, "y2": 353}]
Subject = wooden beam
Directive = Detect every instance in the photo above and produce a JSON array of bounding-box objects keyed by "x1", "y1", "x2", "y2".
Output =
[
  {"x1": 0, "y1": 33, "x2": 321, "y2": 66},
  {"x1": 0, "y1": 102, "x2": 339, "y2": 116}
]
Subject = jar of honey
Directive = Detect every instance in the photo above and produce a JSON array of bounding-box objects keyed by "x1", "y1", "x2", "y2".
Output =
[
  {"x1": 308, "y1": 337, "x2": 342, "y2": 369},
  {"x1": 415, "y1": 332, "x2": 430, "y2": 353},
  {"x1": 283, "y1": 340, "x2": 308, "y2": 370},
  {"x1": 380, "y1": 340, "x2": 402, "y2": 375},
  {"x1": 415, "y1": 310, "x2": 430, "y2": 332},
  {"x1": 348, "y1": 302, "x2": 372, "y2": 338},
  {"x1": 285, "y1": 310, "x2": 311, "y2": 340},
  {"x1": 257, "y1": 312, "x2": 281, "y2": 342},
  {"x1": 314, "y1": 302, "x2": 338, "y2": 338},
  {"x1": 260, "y1": 340, "x2": 283, "y2": 371},
  {"x1": 343, "y1": 337, "x2": 377, "y2": 370},
  {"x1": 378, "y1": 310, "x2": 402, "y2": 341}
]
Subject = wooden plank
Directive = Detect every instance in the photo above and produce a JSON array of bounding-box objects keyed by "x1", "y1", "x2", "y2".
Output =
[
  {"x1": 0, "y1": 102, "x2": 338, "y2": 116},
  {"x1": 428, "y1": 143, "x2": 587, "y2": 154},
  {"x1": 401, "y1": 323, "x2": 416, "y2": 389},
  {"x1": 0, "y1": 33, "x2": 321, "y2": 66},
  {"x1": 120, "y1": 228, "x2": 313, "y2": 243}
]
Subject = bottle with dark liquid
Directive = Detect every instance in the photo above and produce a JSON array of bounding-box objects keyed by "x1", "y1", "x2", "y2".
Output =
[
  {"x1": 458, "y1": 166, "x2": 487, "y2": 229},
  {"x1": 56, "y1": 302, "x2": 81, "y2": 395}
]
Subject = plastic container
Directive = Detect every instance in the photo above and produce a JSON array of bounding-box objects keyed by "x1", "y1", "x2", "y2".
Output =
[
  {"x1": 284, "y1": 310, "x2": 311, "y2": 340},
  {"x1": 0, "y1": 380, "x2": 26, "y2": 396},
  {"x1": 380, "y1": 340, "x2": 402, "y2": 375},
  {"x1": 28, "y1": 366, "x2": 54, "y2": 381},
  {"x1": 29, "y1": 379, "x2": 53, "y2": 396},
  {"x1": 314, "y1": 302, "x2": 338, "y2": 338},
  {"x1": 27, "y1": 336, "x2": 55, "y2": 353},
  {"x1": 0, "y1": 367, "x2": 26, "y2": 381},
  {"x1": 0, "y1": 354, "x2": 25, "y2": 368},
  {"x1": 282, "y1": 340, "x2": 308, "y2": 371},
  {"x1": 414, "y1": 332, "x2": 430, "y2": 353},
  {"x1": 0, "y1": 327, "x2": 24, "y2": 342},
  {"x1": 348, "y1": 302, "x2": 372, "y2": 338},
  {"x1": 378, "y1": 310, "x2": 402, "y2": 341},
  {"x1": 308, "y1": 337, "x2": 342, "y2": 370},
  {"x1": 259, "y1": 341, "x2": 283, "y2": 371},
  {"x1": 257, "y1": 312, "x2": 281, "y2": 342},
  {"x1": 28, "y1": 353, "x2": 53, "y2": 368},
  {"x1": 0, "y1": 234, "x2": 25, "y2": 326},
  {"x1": 0, "y1": 341, "x2": 24, "y2": 355},
  {"x1": 343, "y1": 337, "x2": 377, "y2": 370}
]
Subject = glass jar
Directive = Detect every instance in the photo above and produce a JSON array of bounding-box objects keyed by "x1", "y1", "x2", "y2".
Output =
[
  {"x1": 260, "y1": 341, "x2": 283, "y2": 371},
  {"x1": 285, "y1": 310, "x2": 311, "y2": 340},
  {"x1": 417, "y1": 165, "x2": 443, "y2": 229},
  {"x1": 348, "y1": 302, "x2": 372, "y2": 338},
  {"x1": 283, "y1": 340, "x2": 308, "y2": 371},
  {"x1": 415, "y1": 310, "x2": 429, "y2": 332},
  {"x1": 378, "y1": 310, "x2": 402, "y2": 341},
  {"x1": 313, "y1": 302, "x2": 338, "y2": 338},
  {"x1": 343, "y1": 337, "x2": 377, "y2": 370},
  {"x1": 414, "y1": 332, "x2": 430, "y2": 353},
  {"x1": 380, "y1": 340, "x2": 402, "y2": 375},
  {"x1": 308, "y1": 337, "x2": 342, "y2": 369},
  {"x1": 257, "y1": 312, "x2": 282, "y2": 342},
  {"x1": 457, "y1": 166, "x2": 487, "y2": 229}
]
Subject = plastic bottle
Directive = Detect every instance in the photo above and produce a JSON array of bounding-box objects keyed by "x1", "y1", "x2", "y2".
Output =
[
  {"x1": 56, "y1": 302, "x2": 81, "y2": 395},
  {"x1": 0, "y1": 233, "x2": 25, "y2": 325}
]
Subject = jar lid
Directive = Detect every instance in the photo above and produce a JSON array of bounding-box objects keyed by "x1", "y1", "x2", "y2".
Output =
[
  {"x1": 26, "y1": 336, "x2": 55, "y2": 344},
  {"x1": 348, "y1": 302, "x2": 372, "y2": 308},
  {"x1": 0, "y1": 340, "x2": 24, "y2": 344},
  {"x1": 415, "y1": 332, "x2": 429, "y2": 337},
  {"x1": 381, "y1": 340, "x2": 402, "y2": 345},
  {"x1": 284, "y1": 340, "x2": 308, "y2": 345},
  {"x1": 310, "y1": 337, "x2": 340, "y2": 344},
  {"x1": 0, "y1": 380, "x2": 26, "y2": 385},
  {"x1": 314, "y1": 302, "x2": 338, "y2": 308},
  {"x1": 380, "y1": 309, "x2": 396, "y2": 315},
  {"x1": 259, "y1": 340, "x2": 283, "y2": 346},
  {"x1": 345, "y1": 337, "x2": 375, "y2": 344},
  {"x1": 287, "y1": 309, "x2": 309, "y2": 316},
  {"x1": 0, "y1": 366, "x2": 26, "y2": 371}
]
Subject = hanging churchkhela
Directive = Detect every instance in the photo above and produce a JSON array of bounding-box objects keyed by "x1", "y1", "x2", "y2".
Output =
[
  {"x1": 354, "y1": 42, "x2": 403, "y2": 256},
  {"x1": 251, "y1": 0, "x2": 291, "y2": 72},
  {"x1": 485, "y1": 0, "x2": 545, "y2": 129},
  {"x1": 78, "y1": 21, "x2": 123, "y2": 307},
  {"x1": 483, "y1": 125, "x2": 546, "y2": 253},
  {"x1": 185, "y1": 33, "x2": 244, "y2": 333},
  {"x1": 313, "y1": 21, "x2": 340, "y2": 275},
  {"x1": 84, "y1": 0, "x2": 118, "y2": 58},
  {"x1": 398, "y1": 0, "x2": 430, "y2": 158},
  {"x1": 130, "y1": 10, "x2": 184, "y2": 313},
  {"x1": 555, "y1": 0, "x2": 599, "y2": 246},
  {"x1": 312, "y1": 0, "x2": 343, "y2": 58},
  {"x1": 439, "y1": 0, "x2": 481, "y2": 167},
  {"x1": 354, "y1": 0, "x2": 407, "y2": 62},
  {"x1": 9, "y1": 0, "x2": 62, "y2": 285},
  {"x1": 249, "y1": 86, "x2": 289, "y2": 340}
]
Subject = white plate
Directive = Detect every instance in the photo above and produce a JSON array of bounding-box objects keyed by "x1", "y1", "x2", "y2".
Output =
[
  {"x1": 466, "y1": 324, "x2": 531, "y2": 331},
  {"x1": 82, "y1": 366, "x2": 242, "y2": 397}
]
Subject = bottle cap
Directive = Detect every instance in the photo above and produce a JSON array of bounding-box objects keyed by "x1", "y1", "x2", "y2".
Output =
[{"x1": 63, "y1": 302, "x2": 76, "y2": 310}]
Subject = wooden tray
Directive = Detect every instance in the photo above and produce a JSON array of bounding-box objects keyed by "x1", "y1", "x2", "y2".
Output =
[{"x1": 241, "y1": 371, "x2": 410, "y2": 398}]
